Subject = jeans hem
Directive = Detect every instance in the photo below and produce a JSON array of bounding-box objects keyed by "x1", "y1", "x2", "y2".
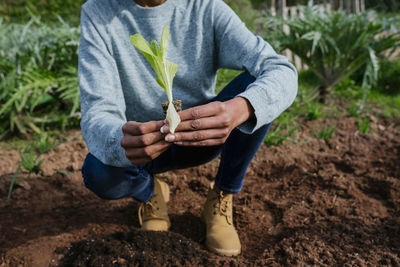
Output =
[{"x1": 214, "y1": 181, "x2": 242, "y2": 194}]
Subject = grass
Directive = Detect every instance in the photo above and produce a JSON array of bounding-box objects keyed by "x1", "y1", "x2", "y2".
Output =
[
  {"x1": 366, "y1": 91, "x2": 400, "y2": 118},
  {"x1": 357, "y1": 117, "x2": 370, "y2": 134},
  {"x1": 305, "y1": 101, "x2": 323, "y2": 121},
  {"x1": 7, "y1": 132, "x2": 55, "y2": 200},
  {"x1": 313, "y1": 123, "x2": 336, "y2": 141}
]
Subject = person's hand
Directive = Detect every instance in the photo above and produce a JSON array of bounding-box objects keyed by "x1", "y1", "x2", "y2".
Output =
[
  {"x1": 162, "y1": 97, "x2": 254, "y2": 146},
  {"x1": 121, "y1": 120, "x2": 171, "y2": 165}
]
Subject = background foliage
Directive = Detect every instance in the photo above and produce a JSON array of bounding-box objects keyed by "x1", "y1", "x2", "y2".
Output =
[
  {"x1": 0, "y1": 0, "x2": 86, "y2": 25},
  {"x1": 266, "y1": 7, "x2": 400, "y2": 104},
  {"x1": 0, "y1": 0, "x2": 399, "y2": 140},
  {"x1": 0, "y1": 17, "x2": 80, "y2": 137}
]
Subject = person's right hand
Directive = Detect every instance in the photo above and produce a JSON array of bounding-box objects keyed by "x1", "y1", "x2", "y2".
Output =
[{"x1": 120, "y1": 120, "x2": 171, "y2": 166}]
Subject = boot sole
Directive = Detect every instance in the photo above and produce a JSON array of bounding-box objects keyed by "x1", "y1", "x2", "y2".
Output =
[{"x1": 205, "y1": 241, "x2": 241, "y2": 257}]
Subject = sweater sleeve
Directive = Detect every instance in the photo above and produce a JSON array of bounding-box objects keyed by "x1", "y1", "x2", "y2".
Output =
[
  {"x1": 79, "y1": 8, "x2": 131, "y2": 167},
  {"x1": 212, "y1": 0, "x2": 298, "y2": 134}
]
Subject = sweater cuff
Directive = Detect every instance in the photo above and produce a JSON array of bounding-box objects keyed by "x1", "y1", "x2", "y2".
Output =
[{"x1": 236, "y1": 85, "x2": 277, "y2": 134}]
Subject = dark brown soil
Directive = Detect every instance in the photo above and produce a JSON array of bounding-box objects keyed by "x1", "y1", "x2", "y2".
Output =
[{"x1": 0, "y1": 116, "x2": 399, "y2": 266}]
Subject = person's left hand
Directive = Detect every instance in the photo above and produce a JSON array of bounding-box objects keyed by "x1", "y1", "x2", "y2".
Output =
[{"x1": 161, "y1": 97, "x2": 254, "y2": 146}]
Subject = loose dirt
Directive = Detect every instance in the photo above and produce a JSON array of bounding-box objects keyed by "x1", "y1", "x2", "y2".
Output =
[{"x1": 0, "y1": 116, "x2": 399, "y2": 266}]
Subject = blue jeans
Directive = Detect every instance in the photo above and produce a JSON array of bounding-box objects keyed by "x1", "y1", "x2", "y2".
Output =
[{"x1": 82, "y1": 72, "x2": 271, "y2": 202}]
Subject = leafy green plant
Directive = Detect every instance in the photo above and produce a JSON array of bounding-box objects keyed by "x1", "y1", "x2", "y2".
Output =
[
  {"x1": 0, "y1": 17, "x2": 80, "y2": 137},
  {"x1": 130, "y1": 25, "x2": 180, "y2": 133},
  {"x1": 267, "y1": 7, "x2": 400, "y2": 103},
  {"x1": 333, "y1": 78, "x2": 363, "y2": 99},
  {"x1": 313, "y1": 123, "x2": 336, "y2": 141},
  {"x1": 7, "y1": 132, "x2": 55, "y2": 200},
  {"x1": 1, "y1": 1, "x2": 85, "y2": 25},
  {"x1": 357, "y1": 117, "x2": 370, "y2": 134}
]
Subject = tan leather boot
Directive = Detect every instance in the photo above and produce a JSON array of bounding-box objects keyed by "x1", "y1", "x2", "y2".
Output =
[
  {"x1": 202, "y1": 185, "x2": 241, "y2": 256},
  {"x1": 138, "y1": 178, "x2": 170, "y2": 231}
]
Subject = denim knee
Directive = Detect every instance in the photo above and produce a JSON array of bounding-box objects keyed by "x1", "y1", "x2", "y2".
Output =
[
  {"x1": 81, "y1": 153, "x2": 153, "y2": 201},
  {"x1": 81, "y1": 155, "x2": 122, "y2": 200}
]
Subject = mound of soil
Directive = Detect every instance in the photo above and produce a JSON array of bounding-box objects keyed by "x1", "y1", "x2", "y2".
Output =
[
  {"x1": 0, "y1": 116, "x2": 399, "y2": 266},
  {"x1": 57, "y1": 230, "x2": 212, "y2": 266}
]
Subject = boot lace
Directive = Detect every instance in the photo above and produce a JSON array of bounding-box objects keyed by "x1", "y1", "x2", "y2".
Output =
[
  {"x1": 138, "y1": 197, "x2": 161, "y2": 226},
  {"x1": 213, "y1": 191, "x2": 233, "y2": 225}
]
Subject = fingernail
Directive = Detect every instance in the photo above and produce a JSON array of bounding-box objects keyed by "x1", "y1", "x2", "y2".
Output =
[
  {"x1": 165, "y1": 135, "x2": 175, "y2": 142},
  {"x1": 160, "y1": 125, "x2": 169, "y2": 134},
  {"x1": 175, "y1": 141, "x2": 183, "y2": 145}
]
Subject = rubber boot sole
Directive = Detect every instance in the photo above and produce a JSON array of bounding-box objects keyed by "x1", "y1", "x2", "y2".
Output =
[{"x1": 205, "y1": 241, "x2": 241, "y2": 257}]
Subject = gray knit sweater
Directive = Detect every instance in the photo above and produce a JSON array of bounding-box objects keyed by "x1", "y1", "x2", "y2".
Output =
[{"x1": 79, "y1": 0, "x2": 298, "y2": 167}]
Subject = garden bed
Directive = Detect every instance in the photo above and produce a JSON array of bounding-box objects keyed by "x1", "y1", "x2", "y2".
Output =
[{"x1": 0, "y1": 116, "x2": 399, "y2": 266}]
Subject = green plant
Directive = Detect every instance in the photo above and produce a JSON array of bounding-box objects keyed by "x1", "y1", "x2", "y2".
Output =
[
  {"x1": 357, "y1": 117, "x2": 370, "y2": 134},
  {"x1": 267, "y1": 7, "x2": 400, "y2": 103},
  {"x1": 334, "y1": 78, "x2": 363, "y2": 99},
  {"x1": 130, "y1": 25, "x2": 180, "y2": 133},
  {"x1": 0, "y1": 17, "x2": 80, "y2": 137},
  {"x1": 7, "y1": 132, "x2": 55, "y2": 200},
  {"x1": 264, "y1": 125, "x2": 299, "y2": 146},
  {"x1": 313, "y1": 123, "x2": 336, "y2": 141},
  {"x1": 376, "y1": 58, "x2": 400, "y2": 96},
  {"x1": 264, "y1": 111, "x2": 299, "y2": 149},
  {"x1": 0, "y1": 1, "x2": 85, "y2": 25},
  {"x1": 367, "y1": 91, "x2": 400, "y2": 118},
  {"x1": 348, "y1": 103, "x2": 360, "y2": 117},
  {"x1": 305, "y1": 101, "x2": 323, "y2": 121},
  {"x1": 20, "y1": 149, "x2": 43, "y2": 175}
]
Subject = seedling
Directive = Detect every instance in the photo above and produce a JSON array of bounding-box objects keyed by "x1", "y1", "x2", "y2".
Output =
[
  {"x1": 313, "y1": 123, "x2": 336, "y2": 141},
  {"x1": 130, "y1": 25, "x2": 181, "y2": 133},
  {"x1": 357, "y1": 117, "x2": 370, "y2": 134},
  {"x1": 264, "y1": 124, "x2": 299, "y2": 147},
  {"x1": 7, "y1": 132, "x2": 55, "y2": 200}
]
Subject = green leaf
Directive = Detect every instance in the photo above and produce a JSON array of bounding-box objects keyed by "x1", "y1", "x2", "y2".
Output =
[
  {"x1": 161, "y1": 24, "x2": 170, "y2": 59},
  {"x1": 130, "y1": 24, "x2": 181, "y2": 133},
  {"x1": 129, "y1": 34, "x2": 155, "y2": 58}
]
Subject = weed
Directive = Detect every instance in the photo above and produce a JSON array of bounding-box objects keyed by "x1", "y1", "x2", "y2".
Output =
[
  {"x1": 305, "y1": 101, "x2": 323, "y2": 121},
  {"x1": 313, "y1": 123, "x2": 336, "y2": 141},
  {"x1": 348, "y1": 103, "x2": 360, "y2": 117},
  {"x1": 7, "y1": 132, "x2": 55, "y2": 200},
  {"x1": 265, "y1": 124, "x2": 299, "y2": 147},
  {"x1": 357, "y1": 117, "x2": 370, "y2": 134},
  {"x1": 7, "y1": 163, "x2": 22, "y2": 201},
  {"x1": 20, "y1": 149, "x2": 43, "y2": 175}
]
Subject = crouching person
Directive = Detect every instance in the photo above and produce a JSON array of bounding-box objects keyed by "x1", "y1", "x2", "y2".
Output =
[{"x1": 79, "y1": 0, "x2": 297, "y2": 257}]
